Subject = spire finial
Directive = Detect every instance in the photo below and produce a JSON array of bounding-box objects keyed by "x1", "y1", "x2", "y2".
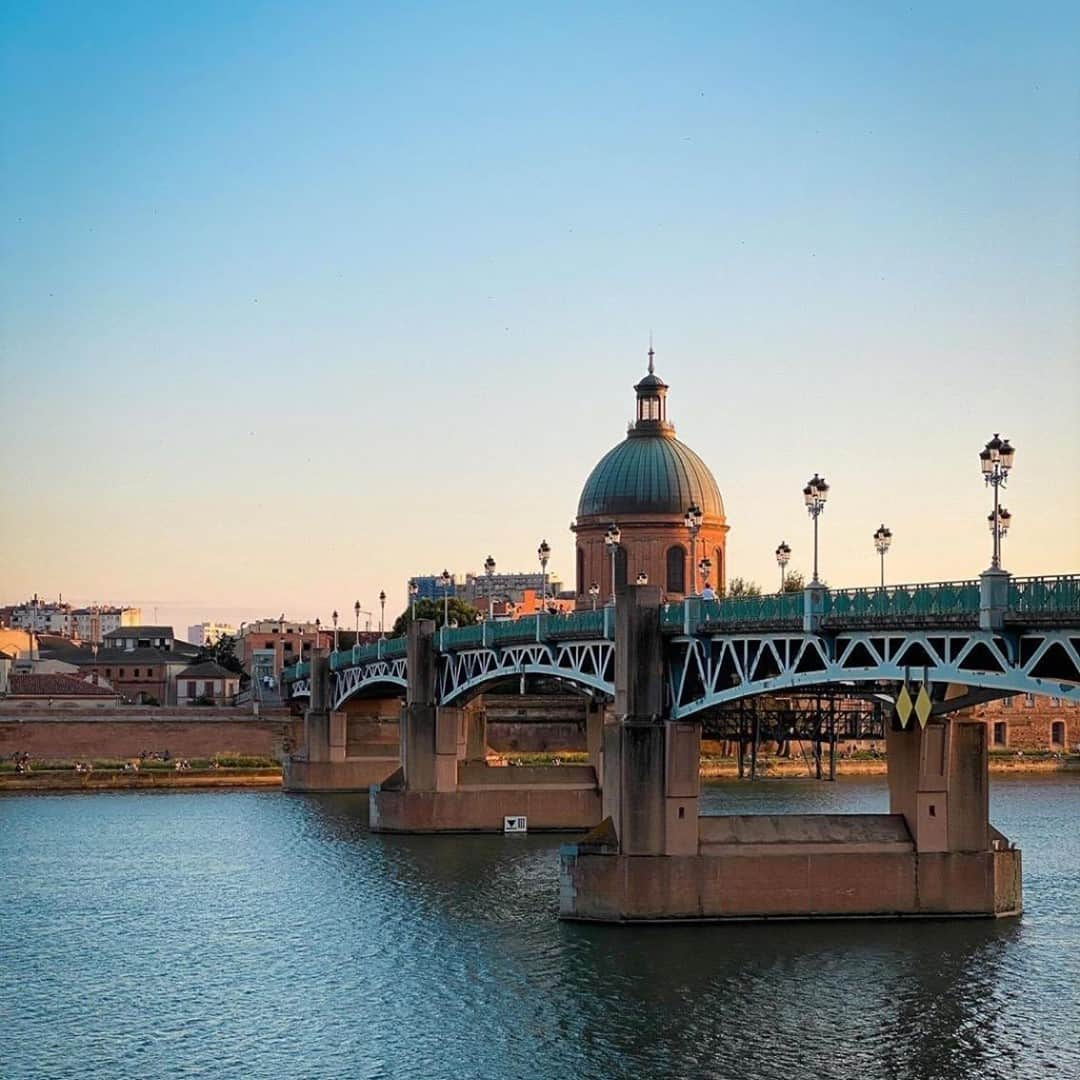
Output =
[{"x1": 647, "y1": 332, "x2": 655, "y2": 375}]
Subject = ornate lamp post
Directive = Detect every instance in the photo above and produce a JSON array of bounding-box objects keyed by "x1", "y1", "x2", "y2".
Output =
[
  {"x1": 537, "y1": 540, "x2": 551, "y2": 613},
  {"x1": 588, "y1": 582, "x2": 600, "y2": 610},
  {"x1": 331, "y1": 610, "x2": 339, "y2": 652},
  {"x1": 604, "y1": 523, "x2": 621, "y2": 605},
  {"x1": 803, "y1": 474, "x2": 830, "y2": 585},
  {"x1": 636, "y1": 571, "x2": 649, "y2": 586},
  {"x1": 354, "y1": 600, "x2": 361, "y2": 641},
  {"x1": 775, "y1": 541, "x2": 791, "y2": 593},
  {"x1": 484, "y1": 555, "x2": 496, "y2": 618},
  {"x1": 379, "y1": 590, "x2": 386, "y2": 636},
  {"x1": 684, "y1": 503, "x2": 703, "y2": 595},
  {"x1": 314, "y1": 617, "x2": 321, "y2": 654},
  {"x1": 980, "y1": 434, "x2": 1015, "y2": 570},
  {"x1": 698, "y1": 556, "x2": 712, "y2": 592},
  {"x1": 988, "y1": 506, "x2": 1012, "y2": 558},
  {"x1": 408, "y1": 580, "x2": 419, "y2": 620},
  {"x1": 873, "y1": 525, "x2": 893, "y2": 588},
  {"x1": 440, "y1": 569, "x2": 452, "y2": 627}
]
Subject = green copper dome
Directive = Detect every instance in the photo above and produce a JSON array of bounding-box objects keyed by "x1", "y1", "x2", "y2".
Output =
[{"x1": 577, "y1": 432, "x2": 725, "y2": 519}]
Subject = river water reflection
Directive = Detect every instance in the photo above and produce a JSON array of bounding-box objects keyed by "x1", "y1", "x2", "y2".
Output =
[{"x1": 2, "y1": 776, "x2": 1078, "y2": 1079}]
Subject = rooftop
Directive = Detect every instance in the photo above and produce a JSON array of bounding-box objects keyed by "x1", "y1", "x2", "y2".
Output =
[{"x1": 8, "y1": 674, "x2": 116, "y2": 697}]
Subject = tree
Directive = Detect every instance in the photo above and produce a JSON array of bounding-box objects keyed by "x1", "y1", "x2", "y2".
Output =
[
  {"x1": 725, "y1": 577, "x2": 761, "y2": 598},
  {"x1": 391, "y1": 597, "x2": 481, "y2": 637},
  {"x1": 782, "y1": 570, "x2": 806, "y2": 593},
  {"x1": 194, "y1": 633, "x2": 245, "y2": 675}
]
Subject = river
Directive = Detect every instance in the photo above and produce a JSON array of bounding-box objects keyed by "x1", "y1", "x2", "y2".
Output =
[{"x1": 2, "y1": 776, "x2": 1077, "y2": 1079}]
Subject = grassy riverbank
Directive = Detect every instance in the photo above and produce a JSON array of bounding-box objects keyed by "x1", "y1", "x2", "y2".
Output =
[{"x1": 0, "y1": 755, "x2": 282, "y2": 793}]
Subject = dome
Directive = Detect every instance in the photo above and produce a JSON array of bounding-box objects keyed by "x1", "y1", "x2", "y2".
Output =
[{"x1": 577, "y1": 432, "x2": 725, "y2": 519}]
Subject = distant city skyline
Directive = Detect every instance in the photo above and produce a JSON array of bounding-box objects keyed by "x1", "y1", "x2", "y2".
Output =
[{"x1": 3, "y1": 2, "x2": 1078, "y2": 631}]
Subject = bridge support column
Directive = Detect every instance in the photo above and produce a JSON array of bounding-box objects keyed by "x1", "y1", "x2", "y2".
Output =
[
  {"x1": 284, "y1": 651, "x2": 399, "y2": 792},
  {"x1": 371, "y1": 620, "x2": 601, "y2": 833}
]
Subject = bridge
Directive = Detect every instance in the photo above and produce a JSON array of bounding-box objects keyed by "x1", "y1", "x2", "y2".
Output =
[
  {"x1": 283, "y1": 572, "x2": 1080, "y2": 713},
  {"x1": 283, "y1": 568, "x2": 1078, "y2": 924}
]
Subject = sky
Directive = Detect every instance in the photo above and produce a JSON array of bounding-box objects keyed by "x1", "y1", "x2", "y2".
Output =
[{"x1": 1, "y1": 1, "x2": 1078, "y2": 636}]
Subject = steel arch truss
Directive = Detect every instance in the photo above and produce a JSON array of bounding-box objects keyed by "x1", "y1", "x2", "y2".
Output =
[
  {"x1": 291, "y1": 678, "x2": 310, "y2": 699},
  {"x1": 438, "y1": 639, "x2": 614, "y2": 704},
  {"x1": 667, "y1": 628, "x2": 1080, "y2": 719},
  {"x1": 331, "y1": 659, "x2": 408, "y2": 710}
]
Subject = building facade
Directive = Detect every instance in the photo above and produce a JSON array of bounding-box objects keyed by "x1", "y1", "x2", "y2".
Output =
[
  {"x1": 187, "y1": 622, "x2": 237, "y2": 647},
  {"x1": 4, "y1": 598, "x2": 140, "y2": 642},
  {"x1": 175, "y1": 662, "x2": 241, "y2": 706},
  {"x1": 572, "y1": 351, "x2": 729, "y2": 605}
]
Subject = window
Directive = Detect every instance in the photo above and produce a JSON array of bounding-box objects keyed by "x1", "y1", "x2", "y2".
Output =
[
  {"x1": 1051, "y1": 721, "x2": 1065, "y2": 747},
  {"x1": 105, "y1": 669, "x2": 112, "y2": 677},
  {"x1": 666, "y1": 545, "x2": 686, "y2": 594},
  {"x1": 1050, "y1": 697, "x2": 1060, "y2": 707},
  {"x1": 264, "y1": 641, "x2": 274, "y2": 650},
  {"x1": 283, "y1": 641, "x2": 293, "y2": 652},
  {"x1": 186, "y1": 681, "x2": 196, "y2": 697},
  {"x1": 203, "y1": 681, "x2": 216, "y2": 696},
  {"x1": 577, "y1": 547, "x2": 585, "y2": 596},
  {"x1": 992, "y1": 721, "x2": 1007, "y2": 747},
  {"x1": 713, "y1": 547, "x2": 724, "y2": 593},
  {"x1": 119, "y1": 669, "x2": 125, "y2": 678},
  {"x1": 1001, "y1": 696, "x2": 1012, "y2": 708},
  {"x1": 1024, "y1": 693, "x2": 1035, "y2": 708},
  {"x1": 133, "y1": 669, "x2": 140, "y2": 677}
]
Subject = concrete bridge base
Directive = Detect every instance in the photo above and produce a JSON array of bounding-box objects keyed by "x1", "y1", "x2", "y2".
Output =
[
  {"x1": 559, "y1": 583, "x2": 1023, "y2": 924},
  {"x1": 368, "y1": 620, "x2": 604, "y2": 833}
]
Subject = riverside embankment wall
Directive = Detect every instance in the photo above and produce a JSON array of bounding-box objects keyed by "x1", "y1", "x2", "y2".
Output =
[{"x1": 0, "y1": 707, "x2": 302, "y2": 760}]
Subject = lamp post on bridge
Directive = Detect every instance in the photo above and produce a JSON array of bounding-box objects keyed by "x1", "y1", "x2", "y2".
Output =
[
  {"x1": 408, "y1": 580, "x2": 419, "y2": 621},
  {"x1": 604, "y1": 523, "x2": 621, "y2": 605},
  {"x1": 988, "y1": 506, "x2": 1012, "y2": 558},
  {"x1": 873, "y1": 525, "x2": 892, "y2": 588},
  {"x1": 684, "y1": 503, "x2": 703, "y2": 596},
  {"x1": 775, "y1": 541, "x2": 791, "y2": 593},
  {"x1": 980, "y1": 434, "x2": 1015, "y2": 570},
  {"x1": 379, "y1": 590, "x2": 386, "y2": 637},
  {"x1": 331, "y1": 610, "x2": 339, "y2": 652},
  {"x1": 537, "y1": 540, "x2": 551, "y2": 615},
  {"x1": 314, "y1": 617, "x2": 321, "y2": 655},
  {"x1": 588, "y1": 582, "x2": 599, "y2": 610},
  {"x1": 803, "y1": 475, "x2": 830, "y2": 585},
  {"x1": 484, "y1": 555, "x2": 496, "y2": 619},
  {"x1": 440, "y1": 569, "x2": 452, "y2": 628},
  {"x1": 698, "y1": 556, "x2": 712, "y2": 594},
  {"x1": 354, "y1": 600, "x2": 361, "y2": 643}
]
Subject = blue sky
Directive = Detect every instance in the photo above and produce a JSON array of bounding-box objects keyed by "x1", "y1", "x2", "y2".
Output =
[{"x1": 2, "y1": 1, "x2": 1078, "y2": 632}]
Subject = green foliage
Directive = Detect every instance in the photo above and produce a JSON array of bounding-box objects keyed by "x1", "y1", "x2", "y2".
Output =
[
  {"x1": 782, "y1": 570, "x2": 806, "y2": 593},
  {"x1": 193, "y1": 633, "x2": 245, "y2": 675},
  {"x1": 725, "y1": 576, "x2": 762, "y2": 598},
  {"x1": 193, "y1": 694, "x2": 216, "y2": 706},
  {"x1": 391, "y1": 597, "x2": 480, "y2": 636}
]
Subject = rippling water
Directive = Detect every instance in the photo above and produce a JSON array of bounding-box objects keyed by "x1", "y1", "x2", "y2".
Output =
[{"x1": 2, "y1": 776, "x2": 1078, "y2": 1079}]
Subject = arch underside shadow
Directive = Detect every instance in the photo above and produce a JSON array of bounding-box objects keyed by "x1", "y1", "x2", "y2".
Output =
[{"x1": 668, "y1": 629, "x2": 1080, "y2": 719}]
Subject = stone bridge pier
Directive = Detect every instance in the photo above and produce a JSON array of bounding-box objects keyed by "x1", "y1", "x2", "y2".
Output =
[
  {"x1": 282, "y1": 648, "x2": 401, "y2": 792},
  {"x1": 560, "y1": 585, "x2": 1023, "y2": 922},
  {"x1": 370, "y1": 620, "x2": 603, "y2": 832}
]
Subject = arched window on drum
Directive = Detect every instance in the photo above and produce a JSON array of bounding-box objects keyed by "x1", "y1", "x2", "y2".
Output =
[
  {"x1": 576, "y1": 547, "x2": 585, "y2": 596},
  {"x1": 713, "y1": 547, "x2": 724, "y2": 594},
  {"x1": 614, "y1": 546, "x2": 628, "y2": 589},
  {"x1": 666, "y1": 545, "x2": 687, "y2": 595}
]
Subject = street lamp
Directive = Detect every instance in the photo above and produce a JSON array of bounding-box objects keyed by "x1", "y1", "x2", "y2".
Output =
[
  {"x1": 408, "y1": 580, "x2": 419, "y2": 620},
  {"x1": 988, "y1": 507, "x2": 1012, "y2": 556},
  {"x1": 636, "y1": 571, "x2": 649, "y2": 586},
  {"x1": 314, "y1": 617, "x2": 321, "y2": 655},
  {"x1": 803, "y1": 474, "x2": 830, "y2": 585},
  {"x1": 698, "y1": 556, "x2": 712, "y2": 593},
  {"x1": 331, "y1": 609, "x2": 339, "y2": 652},
  {"x1": 379, "y1": 590, "x2": 386, "y2": 636},
  {"x1": 440, "y1": 569, "x2": 452, "y2": 627},
  {"x1": 354, "y1": 600, "x2": 361, "y2": 641},
  {"x1": 484, "y1": 555, "x2": 496, "y2": 619},
  {"x1": 588, "y1": 582, "x2": 600, "y2": 610},
  {"x1": 873, "y1": 525, "x2": 892, "y2": 588},
  {"x1": 684, "y1": 503, "x2": 703, "y2": 595},
  {"x1": 775, "y1": 541, "x2": 792, "y2": 594},
  {"x1": 537, "y1": 540, "x2": 551, "y2": 612},
  {"x1": 980, "y1": 434, "x2": 1016, "y2": 570},
  {"x1": 604, "y1": 523, "x2": 621, "y2": 604}
]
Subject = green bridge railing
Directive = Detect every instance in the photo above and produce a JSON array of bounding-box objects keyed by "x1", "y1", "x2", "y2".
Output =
[{"x1": 281, "y1": 573, "x2": 1079, "y2": 682}]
